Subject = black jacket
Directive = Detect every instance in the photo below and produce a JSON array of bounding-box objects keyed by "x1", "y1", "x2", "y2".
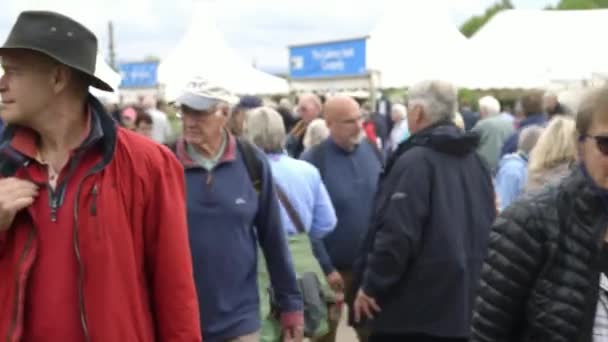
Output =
[
  {"x1": 352, "y1": 122, "x2": 496, "y2": 337},
  {"x1": 471, "y1": 166, "x2": 608, "y2": 342}
]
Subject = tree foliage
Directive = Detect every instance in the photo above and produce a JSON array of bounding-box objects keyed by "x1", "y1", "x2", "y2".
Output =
[
  {"x1": 461, "y1": 0, "x2": 608, "y2": 38},
  {"x1": 459, "y1": 0, "x2": 514, "y2": 38},
  {"x1": 547, "y1": 0, "x2": 608, "y2": 9}
]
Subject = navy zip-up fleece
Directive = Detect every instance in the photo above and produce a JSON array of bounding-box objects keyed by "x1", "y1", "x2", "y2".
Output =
[{"x1": 176, "y1": 135, "x2": 302, "y2": 341}]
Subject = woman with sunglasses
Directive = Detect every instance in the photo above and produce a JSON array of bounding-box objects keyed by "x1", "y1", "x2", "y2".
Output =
[{"x1": 471, "y1": 87, "x2": 608, "y2": 342}]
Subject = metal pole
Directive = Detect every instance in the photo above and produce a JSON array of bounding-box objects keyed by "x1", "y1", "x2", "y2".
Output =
[{"x1": 108, "y1": 21, "x2": 116, "y2": 70}]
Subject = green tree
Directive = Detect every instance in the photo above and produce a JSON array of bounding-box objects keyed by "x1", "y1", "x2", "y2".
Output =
[
  {"x1": 550, "y1": 0, "x2": 608, "y2": 9},
  {"x1": 460, "y1": 0, "x2": 514, "y2": 38}
]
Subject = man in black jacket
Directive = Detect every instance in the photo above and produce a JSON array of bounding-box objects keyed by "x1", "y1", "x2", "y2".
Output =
[{"x1": 352, "y1": 80, "x2": 496, "y2": 342}]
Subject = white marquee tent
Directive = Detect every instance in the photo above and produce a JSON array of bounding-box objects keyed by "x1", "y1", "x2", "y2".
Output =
[
  {"x1": 290, "y1": 1, "x2": 471, "y2": 92},
  {"x1": 463, "y1": 9, "x2": 608, "y2": 89},
  {"x1": 367, "y1": 1, "x2": 470, "y2": 89},
  {"x1": 158, "y1": 1, "x2": 289, "y2": 100},
  {"x1": 90, "y1": 53, "x2": 123, "y2": 103}
]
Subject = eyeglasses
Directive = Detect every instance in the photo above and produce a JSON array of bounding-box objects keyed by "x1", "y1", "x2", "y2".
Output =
[
  {"x1": 179, "y1": 107, "x2": 215, "y2": 119},
  {"x1": 582, "y1": 134, "x2": 608, "y2": 155}
]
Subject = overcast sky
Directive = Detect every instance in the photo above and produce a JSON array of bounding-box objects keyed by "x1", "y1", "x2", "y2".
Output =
[{"x1": 1, "y1": 0, "x2": 556, "y2": 73}]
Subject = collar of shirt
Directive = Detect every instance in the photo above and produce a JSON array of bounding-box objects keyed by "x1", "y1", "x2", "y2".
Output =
[
  {"x1": 9, "y1": 106, "x2": 102, "y2": 163},
  {"x1": 186, "y1": 131, "x2": 228, "y2": 171}
]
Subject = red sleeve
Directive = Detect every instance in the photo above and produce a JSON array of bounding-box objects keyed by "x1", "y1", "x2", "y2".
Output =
[
  {"x1": 144, "y1": 147, "x2": 202, "y2": 342},
  {"x1": 363, "y1": 122, "x2": 378, "y2": 144}
]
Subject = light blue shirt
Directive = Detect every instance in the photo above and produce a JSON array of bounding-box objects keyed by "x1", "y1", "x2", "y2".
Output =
[
  {"x1": 495, "y1": 152, "x2": 528, "y2": 211},
  {"x1": 267, "y1": 153, "x2": 336, "y2": 239}
]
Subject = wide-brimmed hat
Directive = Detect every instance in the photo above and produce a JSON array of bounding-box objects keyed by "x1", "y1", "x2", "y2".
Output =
[{"x1": 0, "y1": 10, "x2": 113, "y2": 91}]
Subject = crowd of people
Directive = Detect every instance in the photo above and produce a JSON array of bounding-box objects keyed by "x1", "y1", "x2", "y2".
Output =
[{"x1": 3, "y1": 9, "x2": 608, "y2": 342}]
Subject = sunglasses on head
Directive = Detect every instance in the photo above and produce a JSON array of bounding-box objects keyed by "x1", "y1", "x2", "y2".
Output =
[{"x1": 582, "y1": 134, "x2": 608, "y2": 155}]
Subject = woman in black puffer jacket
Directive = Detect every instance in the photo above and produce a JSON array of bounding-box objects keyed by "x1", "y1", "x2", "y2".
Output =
[{"x1": 471, "y1": 87, "x2": 608, "y2": 342}]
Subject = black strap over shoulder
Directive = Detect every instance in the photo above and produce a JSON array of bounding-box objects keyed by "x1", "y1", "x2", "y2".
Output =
[
  {"x1": 236, "y1": 138, "x2": 263, "y2": 194},
  {"x1": 275, "y1": 184, "x2": 306, "y2": 234}
]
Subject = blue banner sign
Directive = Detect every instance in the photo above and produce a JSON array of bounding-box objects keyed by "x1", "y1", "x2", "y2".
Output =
[
  {"x1": 119, "y1": 62, "x2": 158, "y2": 88},
  {"x1": 289, "y1": 38, "x2": 367, "y2": 79}
]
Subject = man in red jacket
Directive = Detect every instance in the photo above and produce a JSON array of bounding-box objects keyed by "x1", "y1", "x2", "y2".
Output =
[{"x1": 0, "y1": 11, "x2": 201, "y2": 341}]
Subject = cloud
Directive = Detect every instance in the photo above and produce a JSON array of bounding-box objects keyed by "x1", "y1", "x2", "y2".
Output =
[{"x1": 1, "y1": 0, "x2": 557, "y2": 73}]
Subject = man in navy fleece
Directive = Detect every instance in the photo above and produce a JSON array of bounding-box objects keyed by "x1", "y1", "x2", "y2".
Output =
[
  {"x1": 173, "y1": 77, "x2": 304, "y2": 342},
  {"x1": 301, "y1": 96, "x2": 382, "y2": 342}
]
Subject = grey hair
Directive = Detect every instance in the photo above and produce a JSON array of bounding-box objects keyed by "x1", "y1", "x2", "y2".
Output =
[
  {"x1": 243, "y1": 106, "x2": 286, "y2": 153},
  {"x1": 407, "y1": 80, "x2": 457, "y2": 123},
  {"x1": 478, "y1": 95, "x2": 501, "y2": 116},
  {"x1": 518, "y1": 125, "x2": 544, "y2": 155},
  {"x1": 303, "y1": 119, "x2": 329, "y2": 149},
  {"x1": 391, "y1": 104, "x2": 407, "y2": 120}
]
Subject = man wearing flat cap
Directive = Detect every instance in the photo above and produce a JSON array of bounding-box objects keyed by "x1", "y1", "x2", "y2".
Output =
[
  {"x1": 0, "y1": 11, "x2": 201, "y2": 342},
  {"x1": 171, "y1": 77, "x2": 304, "y2": 342}
]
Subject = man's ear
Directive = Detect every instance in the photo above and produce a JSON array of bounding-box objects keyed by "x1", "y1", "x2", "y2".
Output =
[{"x1": 51, "y1": 65, "x2": 70, "y2": 94}]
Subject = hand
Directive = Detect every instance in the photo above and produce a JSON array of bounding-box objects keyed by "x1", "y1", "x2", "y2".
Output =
[
  {"x1": 354, "y1": 289, "x2": 381, "y2": 323},
  {"x1": 0, "y1": 178, "x2": 38, "y2": 232},
  {"x1": 326, "y1": 271, "x2": 345, "y2": 294},
  {"x1": 282, "y1": 325, "x2": 304, "y2": 342}
]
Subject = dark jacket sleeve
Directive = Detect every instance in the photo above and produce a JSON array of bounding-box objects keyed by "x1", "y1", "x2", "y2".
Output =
[
  {"x1": 500, "y1": 133, "x2": 517, "y2": 158},
  {"x1": 361, "y1": 158, "x2": 431, "y2": 299},
  {"x1": 143, "y1": 146, "x2": 202, "y2": 342},
  {"x1": 255, "y1": 155, "x2": 304, "y2": 315},
  {"x1": 470, "y1": 202, "x2": 547, "y2": 342},
  {"x1": 285, "y1": 134, "x2": 304, "y2": 158},
  {"x1": 310, "y1": 237, "x2": 335, "y2": 275}
]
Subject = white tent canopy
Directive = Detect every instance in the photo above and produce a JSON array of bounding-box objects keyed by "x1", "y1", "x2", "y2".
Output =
[
  {"x1": 463, "y1": 9, "x2": 608, "y2": 89},
  {"x1": 158, "y1": 1, "x2": 289, "y2": 99},
  {"x1": 90, "y1": 53, "x2": 122, "y2": 103},
  {"x1": 367, "y1": 1, "x2": 470, "y2": 88}
]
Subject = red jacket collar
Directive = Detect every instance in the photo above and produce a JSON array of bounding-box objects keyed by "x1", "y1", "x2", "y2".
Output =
[{"x1": 9, "y1": 106, "x2": 97, "y2": 161}]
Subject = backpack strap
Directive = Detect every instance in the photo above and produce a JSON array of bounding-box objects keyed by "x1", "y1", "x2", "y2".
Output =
[
  {"x1": 0, "y1": 129, "x2": 29, "y2": 178},
  {"x1": 236, "y1": 138, "x2": 263, "y2": 194},
  {"x1": 275, "y1": 184, "x2": 306, "y2": 234}
]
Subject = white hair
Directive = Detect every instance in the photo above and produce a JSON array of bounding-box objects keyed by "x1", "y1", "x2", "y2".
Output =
[
  {"x1": 478, "y1": 96, "x2": 501, "y2": 116},
  {"x1": 407, "y1": 80, "x2": 457, "y2": 123},
  {"x1": 243, "y1": 107, "x2": 286, "y2": 153},
  {"x1": 391, "y1": 104, "x2": 407, "y2": 120},
  {"x1": 303, "y1": 119, "x2": 329, "y2": 149}
]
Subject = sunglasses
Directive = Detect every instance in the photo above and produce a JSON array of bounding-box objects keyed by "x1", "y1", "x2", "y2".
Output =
[{"x1": 582, "y1": 134, "x2": 608, "y2": 155}]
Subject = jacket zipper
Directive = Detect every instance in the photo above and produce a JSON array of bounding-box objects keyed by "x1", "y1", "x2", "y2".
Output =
[
  {"x1": 90, "y1": 185, "x2": 98, "y2": 216},
  {"x1": 50, "y1": 194, "x2": 59, "y2": 223},
  {"x1": 6, "y1": 224, "x2": 35, "y2": 342},
  {"x1": 73, "y1": 170, "x2": 104, "y2": 342}
]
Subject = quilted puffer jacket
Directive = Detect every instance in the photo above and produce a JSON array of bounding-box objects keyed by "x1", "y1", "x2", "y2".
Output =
[{"x1": 471, "y1": 166, "x2": 608, "y2": 342}]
